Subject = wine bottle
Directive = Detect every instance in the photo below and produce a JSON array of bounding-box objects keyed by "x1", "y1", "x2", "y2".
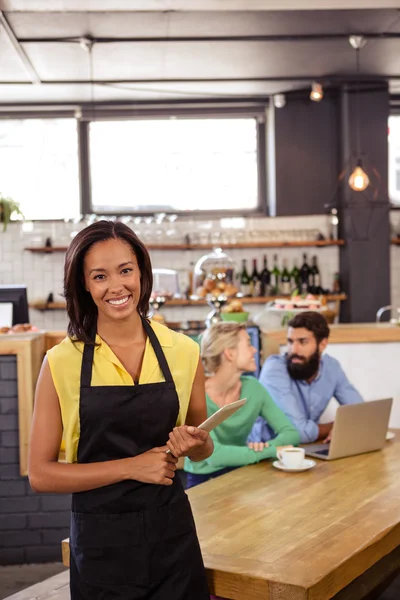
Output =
[
  {"x1": 250, "y1": 258, "x2": 261, "y2": 297},
  {"x1": 299, "y1": 253, "x2": 310, "y2": 294},
  {"x1": 280, "y1": 258, "x2": 291, "y2": 295},
  {"x1": 309, "y1": 255, "x2": 321, "y2": 294},
  {"x1": 332, "y1": 272, "x2": 342, "y2": 294},
  {"x1": 271, "y1": 254, "x2": 281, "y2": 295},
  {"x1": 259, "y1": 255, "x2": 271, "y2": 297},
  {"x1": 290, "y1": 259, "x2": 300, "y2": 292},
  {"x1": 240, "y1": 259, "x2": 251, "y2": 297}
]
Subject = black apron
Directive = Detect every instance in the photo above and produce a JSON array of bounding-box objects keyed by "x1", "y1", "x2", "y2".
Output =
[{"x1": 69, "y1": 317, "x2": 209, "y2": 600}]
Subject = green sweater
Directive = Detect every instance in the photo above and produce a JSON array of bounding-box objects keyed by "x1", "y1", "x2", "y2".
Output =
[{"x1": 184, "y1": 376, "x2": 300, "y2": 475}]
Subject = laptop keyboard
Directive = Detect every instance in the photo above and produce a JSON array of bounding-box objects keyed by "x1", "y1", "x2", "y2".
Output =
[{"x1": 314, "y1": 448, "x2": 330, "y2": 456}]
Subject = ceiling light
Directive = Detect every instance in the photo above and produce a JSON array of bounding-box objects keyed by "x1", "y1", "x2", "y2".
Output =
[
  {"x1": 348, "y1": 160, "x2": 370, "y2": 192},
  {"x1": 349, "y1": 35, "x2": 367, "y2": 51},
  {"x1": 273, "y1": 94, "x2": 286, "y2": 108},
  {"x1": 79, "y1": 37, "x2": 93, "y2": 53},
  {"x1": 348, "y1": 36, "x2": 369, "y2": 192},
  {"x1": 310, "y1": 82, "x2": 323, "y2": 102}
]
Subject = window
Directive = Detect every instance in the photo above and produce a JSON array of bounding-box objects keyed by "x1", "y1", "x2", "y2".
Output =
[
  {"x1": 89, "y1": 117, "x2": 263, "y2": 214},
  {"x1": 0, "y1": 119, "x2": 80, "y2": 220},
  {"x1": 388, "y1": 115, "x2": 400, "y2": 205}
]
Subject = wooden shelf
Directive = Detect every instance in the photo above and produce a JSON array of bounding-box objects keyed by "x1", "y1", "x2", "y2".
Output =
[
  {"x1": 30, "y1": 302, "x2": 67, "y2": 310},
  {"x1": 22, "y1": 240, "x2": 400, "y2": 253},
  {"x1": 25, "y1": 246, "x2": 69, "y2": 253},
  {"x1": 30, "y1": 294, "x2": 347, "y2": 311},
  {"x1": 24, "y1": 240, "x2": 345, "y2": 253}
]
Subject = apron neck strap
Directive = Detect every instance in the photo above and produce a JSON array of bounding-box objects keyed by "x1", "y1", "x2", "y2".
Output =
[
  {"x1": 141, "y1": 317, "x2": 173, "y2": 383},
  {"x1": 80, "y1": 316, "x2": 174, "y2": 388}
]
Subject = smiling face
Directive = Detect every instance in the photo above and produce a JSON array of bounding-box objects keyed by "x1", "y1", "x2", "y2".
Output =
[
  {"x1": 83, "y1": 237, "x2": 141, "y2": 324},
  {"x1": 229, "y1": 329, "x2": 257, "y2": 373}
]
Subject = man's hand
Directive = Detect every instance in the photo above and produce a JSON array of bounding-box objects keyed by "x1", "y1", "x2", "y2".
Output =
[
  {"x1": 166, "y1": 425, "x2": 210, "y2": 459},
  {"x1": 318, "y1": 422, "x2": 333, "y2": 442}
]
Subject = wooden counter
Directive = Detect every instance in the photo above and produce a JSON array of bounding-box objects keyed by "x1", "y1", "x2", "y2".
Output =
[
  {"x1": 0, "y1": 332, "x2": 45, "y2": 475},
  {"x1": 262, "y1": 322, "x2": 400, "y2": 358},
  {"x1": 61, "y1": 432, "x2": 400, "y2": 599},
  {"x1": 187, "y1": 432, "x2": 400, "y2": 599}
]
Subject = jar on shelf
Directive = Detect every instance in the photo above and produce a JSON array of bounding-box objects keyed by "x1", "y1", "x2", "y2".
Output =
[{"x1": 192, "y1": 248, "x2": 237, "y2": 299}]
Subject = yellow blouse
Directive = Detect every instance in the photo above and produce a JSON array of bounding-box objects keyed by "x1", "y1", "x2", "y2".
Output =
[{"x1": 47, "y1": 320, "x2": 200, "y2": 464}]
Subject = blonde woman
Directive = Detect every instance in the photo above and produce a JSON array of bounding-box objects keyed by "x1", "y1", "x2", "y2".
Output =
[{"x1": 184, "y1": 322, "x2": 300, "y2": 489}]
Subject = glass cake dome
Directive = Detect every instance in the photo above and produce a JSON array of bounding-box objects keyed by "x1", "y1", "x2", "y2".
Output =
[{"x1": 192, "y1": 247, "x2": 237, "y2": 299}]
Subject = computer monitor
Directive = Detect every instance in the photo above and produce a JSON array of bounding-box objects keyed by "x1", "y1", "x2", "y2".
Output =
[{"x1": 0, "y1": 285, "x2": 29, "y2": 325}]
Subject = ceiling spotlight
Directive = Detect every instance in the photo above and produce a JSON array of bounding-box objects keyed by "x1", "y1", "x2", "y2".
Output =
[
  {"x1": 273, "y1": 94, "x2": 286, "y2": 108},
  {"x1": 79, "y1": 37, "x2": 93, "y2": 52},
  {"x1": 310, "y1": 82, "x2": 324, "y2": 102},
  {"x1": 349, "y1": 35, "x2": 367, "y2": 51}
]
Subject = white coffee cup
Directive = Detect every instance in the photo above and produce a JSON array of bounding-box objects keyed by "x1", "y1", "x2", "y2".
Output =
[{"x1": 277, "y1": 447, "x2": 305, "y2": 469}]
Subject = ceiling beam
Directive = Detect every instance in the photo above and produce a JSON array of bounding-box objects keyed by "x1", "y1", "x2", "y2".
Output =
[
  {"x1": 0, "y1": 75, "x2": 394, "y2": 84},
  {"x1": 1, "y1": 1, "x2": 400, "y2": 11},
  {"x1": 17, "y1": 33, "x2": 400, "y2": 43},
  {"x1": 0, "y1": 10, "x2": 41, "y2": 83}
]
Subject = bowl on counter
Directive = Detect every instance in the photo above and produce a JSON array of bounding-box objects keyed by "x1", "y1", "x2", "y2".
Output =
[{"x1": 221, "y1": 311, "x2": 250, "y2": 323}]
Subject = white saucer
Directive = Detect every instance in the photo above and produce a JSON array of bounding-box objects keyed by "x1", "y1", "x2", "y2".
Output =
[
  {"x1": 386, "y1": 431, "x2": 396, "y2": 441},
  {"x1": 272, "y1": 459, "x2": 316, "y2": 472}
]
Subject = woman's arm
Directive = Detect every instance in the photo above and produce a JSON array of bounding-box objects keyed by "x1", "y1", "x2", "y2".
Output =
[
  {"x1": 258, "y1": 382, "x2": 301, "y2": 447},
  {"x1": 166, "y1": 358, "x2": 214, "y2": 462},
  {"x1": 29, "y1": 358, "x2": 178, "y2": 493},
  {"x1": 203, "y1": 431, "x2": 278, "y2": 469}
]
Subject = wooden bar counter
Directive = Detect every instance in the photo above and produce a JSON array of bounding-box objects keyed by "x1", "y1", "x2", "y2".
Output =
[
  {"x1": 187, "y1": 433, "x2": 400, "y2": 599},
  {"x1": 262, "y1": 322, "x2": 400, "y2": 358},
  {"x1": 0, "y1": 332, "x2": 45, "y2": 475},
  {"x1": 59, "y1": 434, "x2": 400, "y2": 600}
]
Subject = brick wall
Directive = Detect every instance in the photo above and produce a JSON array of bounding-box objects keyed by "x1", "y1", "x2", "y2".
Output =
[{"x1": 0, "y1": 355, "x2": 71, "y2": 566}]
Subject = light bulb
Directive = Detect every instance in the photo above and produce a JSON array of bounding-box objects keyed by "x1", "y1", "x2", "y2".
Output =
[
  {"x1": 310, "y1": 82, "x2": 323, "y2": 102},
  {"x1": 348, "y1": 164, "x2": 370, "y2": 192},
  {"x1": 273, "y1": 94, "x2": 286, "y2": 108}
]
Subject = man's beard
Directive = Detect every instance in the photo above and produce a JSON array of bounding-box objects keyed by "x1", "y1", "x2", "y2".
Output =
[{"x1": 286, "y1": 348, "x2": 320, "y2": 381}]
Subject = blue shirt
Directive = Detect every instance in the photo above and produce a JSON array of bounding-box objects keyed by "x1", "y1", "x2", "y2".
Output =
[{"x1": 249, "y1": 354, "x2": 364, "y2": 444}]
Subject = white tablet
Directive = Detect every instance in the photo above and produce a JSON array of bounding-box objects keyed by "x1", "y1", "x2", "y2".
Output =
[
  {"x1": 197, "y1": 398, "x2": 247, "y2": 432},
  {"x1": 165, "y1": 398, "x2": 247, "y2": 453}
]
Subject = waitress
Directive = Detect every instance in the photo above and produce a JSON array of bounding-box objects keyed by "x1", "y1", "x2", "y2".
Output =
[{"x1": 29, "y1": 220, "x2": 213, "y2": 599}]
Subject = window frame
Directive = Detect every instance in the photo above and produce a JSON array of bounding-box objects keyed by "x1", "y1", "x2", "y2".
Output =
[
  {"x1": 0, "y1": 111, "x2": 81, "y2": 221},
  {"x1": 81, "y1": 108, "x2": 268, "y2": 218},
  {"x1": 388, "y1": 112, "x2": 400, "y2": 209},
  {"x1": 0, "y1": 105, "x2": 269, "y2": 219}
]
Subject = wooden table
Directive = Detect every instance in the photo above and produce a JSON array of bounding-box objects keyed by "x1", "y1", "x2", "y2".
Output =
[
  {"x1": 59, "y1": 432, "x2": 400, "y2": 599},
  {"x1": 187, "y1": 431, "x2": 400, "y2": 599}
]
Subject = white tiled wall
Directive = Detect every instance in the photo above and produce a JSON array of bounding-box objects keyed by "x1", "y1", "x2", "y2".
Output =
[{"x1": 0, "y1": 212, "x2": 378, "y2": 330}]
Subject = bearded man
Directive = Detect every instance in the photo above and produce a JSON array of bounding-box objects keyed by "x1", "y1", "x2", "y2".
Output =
[{"x1": 249, "y1": 312, "x2": 363, "y2": 445}]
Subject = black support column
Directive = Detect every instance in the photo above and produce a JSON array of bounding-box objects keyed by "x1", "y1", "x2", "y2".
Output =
[{"x1": 338, "y1": 84, "x2": 390, "y2": 322}]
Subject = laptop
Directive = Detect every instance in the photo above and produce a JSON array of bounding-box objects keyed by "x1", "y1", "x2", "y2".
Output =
[{"x1": 303, "y1": 398, "x2": 393, "y2": 461}]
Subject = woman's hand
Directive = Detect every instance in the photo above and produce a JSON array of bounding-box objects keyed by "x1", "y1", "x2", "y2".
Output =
[
  {"x1": 248, "y1": 441, "x2": 269, "y2": 452},
  {"x1": 128, "y1": 447, "x2": 178, "y2": 486},
  {"x1": 166, "y1": 425, "x2": 210, "y2": 459}
]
